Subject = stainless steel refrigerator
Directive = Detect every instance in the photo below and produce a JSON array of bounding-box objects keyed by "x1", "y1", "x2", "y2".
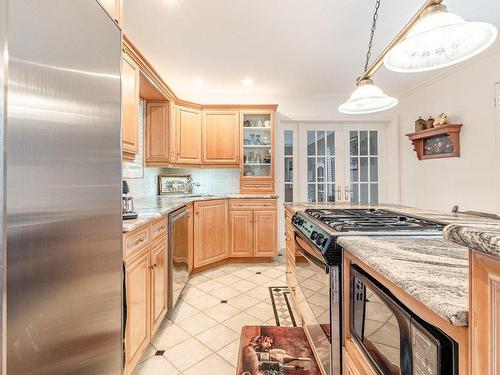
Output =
[{"x1": 1, "y1": 1, "x2": 123, "y2": 374}]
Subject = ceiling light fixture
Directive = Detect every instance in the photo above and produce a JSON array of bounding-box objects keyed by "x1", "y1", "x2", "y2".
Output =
[
  {"x1": 243, "y1": 78, "x2": 254, "y2": 87},
  {"x1": 384, "y1": 4, "x2": 497, "y2": 73},
  {"x1": 339, "y1": 0, "x2": 398, "y2": 114},
  {"x1": 194, "y1": 78, "x2": 204, "y2": 87}
]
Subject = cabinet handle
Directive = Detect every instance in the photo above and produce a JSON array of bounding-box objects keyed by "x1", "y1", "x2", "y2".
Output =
[
  {"x1": 149, "y1": 265, "x2": 154, "y2": 270},
  {"x1": 344, "y1": 186, "x2": 350, "y2": 201},
  {"x1": 132, "y1": 237, "x2": 145, "y2": 246},
  {"x1": 159, "y1": 225, "x2": 166, "y2": 230},
  {"x1": 336, "y1": 186, "x2": 342, "y2": 201}
]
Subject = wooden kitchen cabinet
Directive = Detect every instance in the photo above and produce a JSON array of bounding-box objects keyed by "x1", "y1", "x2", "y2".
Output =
[
  {"x1": 470, "y1": 250, "x2": 500, "y2": 375},
  {"x1": 229, "y1": 199, "x2": 277, "y2": 258},
  {"x1": 150, "y1": 236, "x2": 168, "y2": 335},
  {"x1": 254, "y1": 211, "x2": 277, "y2": 257},
  {"x1": 125, "y1": 247, "x2": 150, "y2": 374},
  {"x1": 202, "y1": 110, "x2": 240, "y2": 165},
  {"x1": 122, "y1": 54, "x2": 139, "y2": 161},
  {"x1": 145, "y1": 101, "x2": 169, "y2": 166},
  {"x1": 175, "y1": 106, "x2": 202, "y2": 164},
  {"x1": 229, "y1": 210, "x2": 254, "y2": 257},
  {"x1": 194, "y1": 200, "x2": 229, "y2": 268}
]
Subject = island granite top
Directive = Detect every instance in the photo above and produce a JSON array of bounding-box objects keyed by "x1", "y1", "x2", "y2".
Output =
[
  {"x1": 443, "y1": 223, "x2": 500, "y2": 259},
  {"x1": 338, "y1": 236, "x2": 469, "y2": 326}
]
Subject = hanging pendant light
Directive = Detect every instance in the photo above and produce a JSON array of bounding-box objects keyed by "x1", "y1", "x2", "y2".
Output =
[
  {"x1": 339, "y1": 79, "x2": 398, "y2": 114},
  {"x1": 384, "y1": 4, "x2": 498, "y2": 73},
  {"x1": 339, "y1": 0, "x2": 398, "y2": 114}
]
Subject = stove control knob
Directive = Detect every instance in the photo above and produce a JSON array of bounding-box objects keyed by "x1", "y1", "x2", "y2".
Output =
[
  {"x1": 297, "y1": 218, "x2": 304, "y2": 225},
  {"x1": 316, "y1": 234, "x2": 325, "y2": 246},
  {"x1": 311, "y1": 231, "x2": 318, "y2": 240}
]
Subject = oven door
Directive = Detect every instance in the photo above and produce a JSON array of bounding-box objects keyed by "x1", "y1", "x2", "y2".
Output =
[
  {"x1": 350, "y1": 265, "x2": 412, "y2": 375},
  {"x1": 294, "y1": 234, "x2": 332, "y2": 375}
]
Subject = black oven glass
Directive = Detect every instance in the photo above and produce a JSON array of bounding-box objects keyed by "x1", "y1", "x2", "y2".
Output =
[{"x1": 352, "y1": 277, "x2": 405, "y2": 375}]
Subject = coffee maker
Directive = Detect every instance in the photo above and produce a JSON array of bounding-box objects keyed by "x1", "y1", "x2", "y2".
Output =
[{"x1": 122, "y1": 180, "x2": 138, "y2": 220}]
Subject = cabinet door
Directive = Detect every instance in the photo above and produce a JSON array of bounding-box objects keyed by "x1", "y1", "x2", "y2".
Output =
[
  {"x1": 194, "y1": 200, "x2": 229, "y2": 268},
  {"x1": 125, "y1": 248, "x2": 150, "y2": 373},
  {"x1": 229, "y1": 210, "x2": 253, "y2": 257},
  {"x1": 150, "y1": 236, "x2": 168, "y2": 335},
  {"x1": 471, "y1": 251, "x2": 500, "y2": 375},
  {"x1": 202, "y1": 110, "x2": 240, "y2": 164},
  {"x1": 176, "y1": 106, "x2": 202, "y2": 164},
  {"x1": 254, "y1": 211, "x2": 277, "y2": 257},
  {"x1": 122, "y1": 55, "x2": 139, "y2": 161},
  {"x1": 145, "y1": 101, "x2": 169, "y2": 166}
]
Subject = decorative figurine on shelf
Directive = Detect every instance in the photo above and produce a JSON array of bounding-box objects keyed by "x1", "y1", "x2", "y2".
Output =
[
  {"x1": 244, "y1": 120, "x2": 251, "y2": 127},
  {"x1": 263, "y1": 153, "x2": 271, "y2": 164},
  {"x1": 415, "y1": 117, "x2": 426, "y2": 132},
  {"x1": 433, "y1": 113, "x2": 448, "y2": 127},
  {"x1": 425, "y1": 116, "x2": 435, "y2": 129}
]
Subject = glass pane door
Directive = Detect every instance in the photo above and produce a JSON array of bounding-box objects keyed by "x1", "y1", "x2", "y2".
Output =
[
  {"x1": 242, "y1": 113, "x2": 272, "y2": 177},
  {"x1": 348, "y1": 130, "x2": 379, "y2": 203},
  {"x1": 305, "y1": 130, "x2": 336, "y2": 203}
]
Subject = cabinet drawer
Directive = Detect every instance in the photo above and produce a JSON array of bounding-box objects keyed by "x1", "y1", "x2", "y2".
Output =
[
  {"x1": 229, "y1": 198, "x2": 277, "y2": 211},
  {"x1": 151, "y1": 218, "x2": 167, "y2": 240},
  {"x1": 240, "y1": 180, "x2": 274, "y2": 194},
  {"x1": 124, "y1": 226, "x2": 150, "y2": 260}
]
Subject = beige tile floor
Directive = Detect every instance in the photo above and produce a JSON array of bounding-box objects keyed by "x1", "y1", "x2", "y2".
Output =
[{"x1": 132, "y1": 256, "x2": 287, "y2": 375}]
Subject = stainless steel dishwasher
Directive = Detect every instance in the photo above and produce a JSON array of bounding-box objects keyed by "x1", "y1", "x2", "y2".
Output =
[{"x1": 168, "y1": 206, "x2": 189, "y2": 310}]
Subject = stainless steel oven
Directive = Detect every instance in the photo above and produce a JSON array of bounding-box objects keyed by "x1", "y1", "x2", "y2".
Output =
[
  {"x1": 294, "y1": 233, "x2": 341, "y2": 375},
  {"x1": 168, "y1": 206, "x2": 189, "y2": 310},
  {"x1": 350, "y1": 265, "x2": 458, "y2": 375}
]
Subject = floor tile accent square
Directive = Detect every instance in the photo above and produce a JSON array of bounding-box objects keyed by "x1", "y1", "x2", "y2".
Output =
[
  {"x1": 183, "y1": 353, "x2": 235, "y2": 375},
  {"x1": 196, "y1": 324, "x2": 239, "y2": 351},
  {"x1": 164, "y1": 337, "x2": 212, "y2": 371}
]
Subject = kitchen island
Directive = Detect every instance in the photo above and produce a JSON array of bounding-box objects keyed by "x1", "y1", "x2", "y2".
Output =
[{"x1": 284, "y1": 202, "x2": 500, "y2": 375}]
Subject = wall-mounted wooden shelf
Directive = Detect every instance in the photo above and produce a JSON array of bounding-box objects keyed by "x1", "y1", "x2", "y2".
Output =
[{"x1": 406, "y1": 124, "x2": 463, "y2": 160}]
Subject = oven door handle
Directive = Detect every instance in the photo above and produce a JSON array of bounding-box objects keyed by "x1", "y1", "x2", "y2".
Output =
[{"x1": 296, "y1": 241, "x2": 329, "y2": 273}]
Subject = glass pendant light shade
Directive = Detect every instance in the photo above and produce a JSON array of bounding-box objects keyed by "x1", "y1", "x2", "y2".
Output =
[
  {"x1": 338, "y1": 79, "x2": 398, "y2": 114},
  {"x1": 384, "y1": 4, "x2": 498, "y2": 73}
]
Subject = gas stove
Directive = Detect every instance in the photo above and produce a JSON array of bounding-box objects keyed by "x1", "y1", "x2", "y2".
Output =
[{"x1": 292, "y1": 208, "x2": 444, "y2": 261}]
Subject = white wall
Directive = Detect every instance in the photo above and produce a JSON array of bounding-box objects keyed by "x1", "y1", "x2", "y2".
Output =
[{"x1": 397, "y1": 44, "x2": 500, "y2": 215}]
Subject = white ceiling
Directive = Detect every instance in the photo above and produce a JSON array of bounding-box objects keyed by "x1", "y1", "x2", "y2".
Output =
[{"x1": 123, "y1": 0, "x2": 500, "y2": 103}]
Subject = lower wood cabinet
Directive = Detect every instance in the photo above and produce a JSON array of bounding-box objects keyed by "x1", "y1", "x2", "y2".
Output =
[
  {"x1": 470, "y1": 250, "x2": 500, "y2": 375},
  {"x1": 229, "y1": 200, "x2": 277, "y2": 258},
  {"x1": 124, "y1": 218, "x2": 168, "y2": 375},
  {"x1": 125, "y1": 248, "x2": 150, "y2": 373},
  {"x1": 194, "y1": 199, "x2": 229, "y2": 268},
  {"x1": 150, "y1": 235, "x2": 168, "y2": 335}
]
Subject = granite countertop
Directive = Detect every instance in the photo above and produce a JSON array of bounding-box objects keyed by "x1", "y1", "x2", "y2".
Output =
[
  {"x1": 123, "y1": 194, "x2": 278, "y2": 232},
  {"x1": 338, "y1": 236, "x2": 469, "y2": 326},
  {"x1": 444, "y1": 223, "x2": 500, "y2": 259}
]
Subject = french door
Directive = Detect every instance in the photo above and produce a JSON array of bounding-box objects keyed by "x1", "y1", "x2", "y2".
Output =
[{"x1": 298, "y1": 123, "x2": 385, "y2": 203}]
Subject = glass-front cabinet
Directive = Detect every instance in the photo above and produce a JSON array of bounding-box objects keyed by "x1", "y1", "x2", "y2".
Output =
[{"x1": 240, "y1": 110, "x2": 275, "y2": 194}]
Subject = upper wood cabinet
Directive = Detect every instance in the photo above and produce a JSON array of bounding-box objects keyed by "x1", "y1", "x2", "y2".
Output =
[
  {"x1": 470, "y1": 251, "x2": 500, "y2": 375},
  {"x1": 122, "y1": 54, "x2": 139, "y2": 161},
  {"x1": 202, "y1": 110, "x2": 240, "y2": 165},
  {"x1": 176, "y1": 106, "x2": 202, "y2": 164},
  {"x1": 98, "y1": 0, "x2": 121, "y2": 25},
  {"x1": 145, "y1": 101, "x2": 169, "y2": 166},
  {"x1": 194, "y1": 200, "x2": 229, "y2": 268}
]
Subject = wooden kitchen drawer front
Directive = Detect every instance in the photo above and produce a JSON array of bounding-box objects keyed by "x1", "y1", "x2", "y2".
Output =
[
  {"x1": 124, "y1": 226, "x2": 150, "y2": 260},
  {"x1": 240, "y1": 180, "x2": 274, "y2": 194},
  {"x1": 151, "y1": 218, "x2": 167, "y2": 240},
  {"x1": 229, "y1": 198, "x2": 277, "y2": 211}
]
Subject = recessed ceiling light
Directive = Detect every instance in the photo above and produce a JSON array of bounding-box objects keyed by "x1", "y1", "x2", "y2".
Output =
[
  {"x1": 194, "y1": 78, "x2": 204, "y2": 87},
  {"x1": 243, "y1": 78, "x2": 254, "y2": 87}
]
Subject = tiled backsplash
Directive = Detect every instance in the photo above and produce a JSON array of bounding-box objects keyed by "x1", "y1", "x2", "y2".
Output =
[{"x1": 125, "y1": 167, "x2": 240, "y2": 198}]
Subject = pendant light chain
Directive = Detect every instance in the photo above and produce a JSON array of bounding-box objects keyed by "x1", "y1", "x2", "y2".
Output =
[{"x1": 364, "y1": 0, "x2": 381, "y2": 72}]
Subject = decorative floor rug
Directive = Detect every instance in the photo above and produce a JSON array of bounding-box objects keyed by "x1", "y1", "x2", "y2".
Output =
[{"x1": 269, "y1": 286, "x2": 297, "y2": 327}]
